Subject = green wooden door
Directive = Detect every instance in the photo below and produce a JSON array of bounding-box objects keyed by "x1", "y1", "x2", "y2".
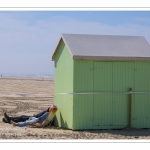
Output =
[
  {"x1": 133, "y1": 62, "x2": 150, "y2": 128},
  {"x1": 93, "y1": 62, "x2": 113, "y2": 126},
  {"x1": 112, "y1": 62, "x2": 135, "y2": 126},
  {"x1": 93, "y1": 61, "x2": 135, "y2": 128}
]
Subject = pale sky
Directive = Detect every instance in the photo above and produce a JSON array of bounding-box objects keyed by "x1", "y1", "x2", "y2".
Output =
[{"x1": 0, "y1": 11, "x2": 150, "y2": 76}]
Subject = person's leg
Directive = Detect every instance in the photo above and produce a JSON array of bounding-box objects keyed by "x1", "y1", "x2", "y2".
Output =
[
  {"x1": 4, "y1": 113, "x2": 30, "y2": 123},
  {"x1": 11, "y1": 118, "x2": 37, "y2": 127},
  {"x1": 12, "y1": 115, "x2": 30, "y2": 122},
  {"x1": 11, "y1": 120, "x2": 29, "y2": 127}
]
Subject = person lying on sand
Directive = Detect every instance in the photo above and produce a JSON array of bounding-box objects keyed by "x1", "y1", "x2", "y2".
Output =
[
  {"x1": 3, "y1": 106, "x2": 51, "y2": 124},
  {"x1": 10, "y1": 104, "x2": 58, "y2": 127}
]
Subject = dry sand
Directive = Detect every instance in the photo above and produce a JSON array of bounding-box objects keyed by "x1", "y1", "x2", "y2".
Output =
[{"x1": 0, "y1": 77, "x2": 150, "y2": 140}]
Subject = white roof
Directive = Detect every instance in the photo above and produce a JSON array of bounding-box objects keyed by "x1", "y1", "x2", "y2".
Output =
[{"x1": 52, "y1": 34, "x2": 150, "y2": 60}]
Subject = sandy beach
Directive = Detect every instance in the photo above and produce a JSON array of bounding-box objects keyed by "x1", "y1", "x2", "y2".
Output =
[{"x1": 0, "y1": 77, "x2": 150, "y2": 140}]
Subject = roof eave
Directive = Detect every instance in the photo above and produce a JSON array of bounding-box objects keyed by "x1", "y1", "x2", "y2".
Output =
[
  {"x1": 51, "y1": 37, "x2": 62, "y2": 61},
  {"x1": 73, "y1": 55, "x2": 150, "y2": 61}
]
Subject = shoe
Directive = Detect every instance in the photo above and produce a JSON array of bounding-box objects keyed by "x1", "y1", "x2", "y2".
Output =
[
  {"x1": 4, "y1": 113, "x2": 11, "y2": 123},
  {"x1": 2, "y1": 118, "x2": 8, "y2": 123}
]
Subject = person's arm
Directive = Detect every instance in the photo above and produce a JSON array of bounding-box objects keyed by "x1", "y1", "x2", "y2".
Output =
[
  {"x1": 34, "y1": 120, "x2": 46, "y2": 127},
  {"x1": 34, "y1": 123, "x2": 42, "y2": 127},
  {"x1": 33, "y1": 112, "x2": 49, "y2": 127}
]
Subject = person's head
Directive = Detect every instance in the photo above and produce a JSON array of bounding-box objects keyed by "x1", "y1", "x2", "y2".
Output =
[{"x1": 49, "y1": 104, "x2": 58, "y2": 114}]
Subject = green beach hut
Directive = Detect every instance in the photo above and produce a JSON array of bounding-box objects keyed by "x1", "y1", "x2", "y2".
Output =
[{"x1": 51, "y1": 34, "x2": 150, "y2": 130}]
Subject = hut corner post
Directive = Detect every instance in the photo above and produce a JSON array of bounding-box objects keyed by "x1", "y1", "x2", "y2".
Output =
[{"x1": 128, "y1": 88, "x2": 132, "y2": 128}]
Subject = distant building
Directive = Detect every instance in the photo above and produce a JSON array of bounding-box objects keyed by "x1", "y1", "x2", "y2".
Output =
[{"x1": 52, "y1": 34, "x2": 150, "y2": 130}]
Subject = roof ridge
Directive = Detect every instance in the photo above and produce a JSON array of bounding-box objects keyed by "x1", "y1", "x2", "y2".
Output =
[{"x1": 62, "y1": 33, "x2": 144, "y2": 38}]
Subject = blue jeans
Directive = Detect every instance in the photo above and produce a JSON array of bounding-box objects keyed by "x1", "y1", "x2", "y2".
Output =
[{"x1": 17, "y1": 112, "x2": 48, "y2": 127}]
